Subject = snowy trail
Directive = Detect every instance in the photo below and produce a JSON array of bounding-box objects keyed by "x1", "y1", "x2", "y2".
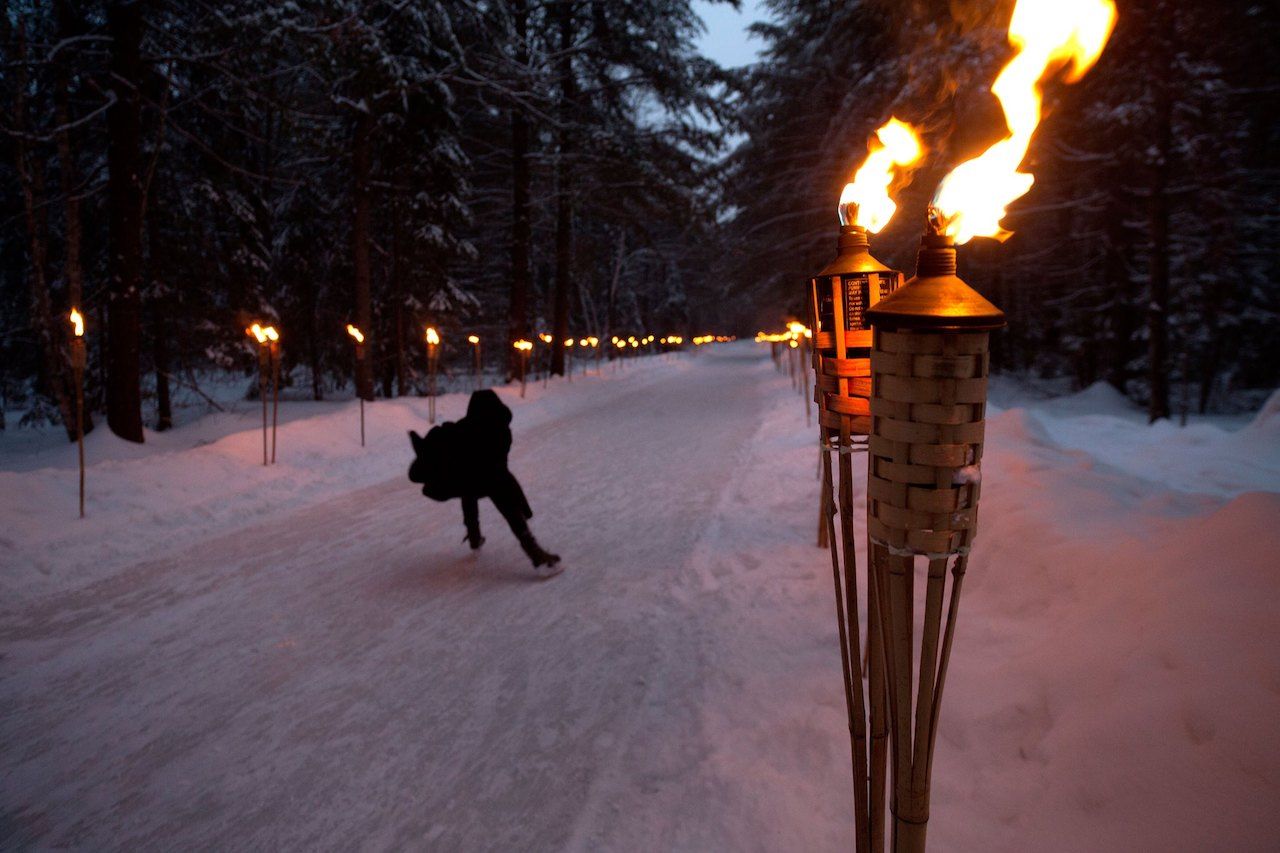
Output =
[
  {"x1": 4, "y1": 347, "x2": 1279, "y2": 851},
  {"x1": 1, "y1": 347, "x2": 784, "y2": 850}
]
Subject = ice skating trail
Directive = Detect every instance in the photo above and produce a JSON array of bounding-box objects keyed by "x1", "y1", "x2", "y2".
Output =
[{"x1": 3, "y1": 345, "x2": 1279, "y2": 851}]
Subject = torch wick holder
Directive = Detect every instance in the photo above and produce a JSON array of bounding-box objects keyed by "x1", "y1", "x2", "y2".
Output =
[{"x1": 915, "y1": 232, "x2": 957, "y2": 278}]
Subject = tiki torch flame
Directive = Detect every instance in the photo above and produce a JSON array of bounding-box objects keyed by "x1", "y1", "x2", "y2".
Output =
[
  {"x1": 248, "y1": 323, "x2": 269, "y2": 344},
  {"x1": 932, "y1": 0, "x2": 1117, "y2": 243},
  {"x1": 468, "y1": 335, "x2": 480, "y2": 345},
  {"x1": 69, "y1": 308, "x2": 84, "y2": 337},
  {"x1": 425, "y1": 327, "x2": 440, "y2": 346},
  {"x1": 346, "y1": 324, "x2": 364, "y2": 344},
  {"x1": 837, "y1": 118, "x2": 924, "y2": 232},
  {"x1": 513, "y1": 339, "x2": 533, "y2": 352}
]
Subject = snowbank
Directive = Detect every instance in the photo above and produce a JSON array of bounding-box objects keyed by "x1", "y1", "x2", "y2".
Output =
[{"x1": 0, "y1": 356, "x2": 690, "y2": 605}]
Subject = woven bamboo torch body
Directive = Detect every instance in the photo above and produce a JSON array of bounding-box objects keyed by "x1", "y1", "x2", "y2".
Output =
[
  {"x1": 809, "y1": 223, "x2": 903, "y2": 853},
  {"x1": 864, "y1": 230, "x2": 1004, "y2": 853}
]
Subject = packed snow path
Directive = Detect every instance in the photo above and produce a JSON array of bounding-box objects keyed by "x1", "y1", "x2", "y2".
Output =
[
  {"x1": 3, "y1": 348, "x2": 805, "y2": 849},
  {"x1": 4, "y1": 346, "x2": 1279, "y2": 851}
]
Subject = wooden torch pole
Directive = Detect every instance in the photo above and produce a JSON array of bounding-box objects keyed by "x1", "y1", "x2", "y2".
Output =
[
  {"x1": 258, "y1": 342, "x2": 269, "y2": 466},
  {"x1": 69, "y1": 310, "x2": 86, "y2": 518},
  {"x1": 270, "y1": 338, "x2": 280, "y2": 464}
]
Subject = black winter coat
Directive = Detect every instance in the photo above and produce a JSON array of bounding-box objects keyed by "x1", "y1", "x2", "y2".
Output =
[{"x1": 408, "y1": 390, "x2": 533, "y2": 518}]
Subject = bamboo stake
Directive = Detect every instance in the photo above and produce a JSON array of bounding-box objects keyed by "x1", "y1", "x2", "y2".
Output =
[
  {"x1": 270, "y1": 340, "x2": 280, "y2": 464},
  {"x1": 71, "y1": 330, "x2": 86, "y2": 518},
  {"x1": 868, "y1": 541, "x2": 889, "y2": 851},
  {"x1": 803, "y1": 337, "x2": 812, "y2": 428},
  {"x1": 822, "y1": 446, "x2": 860, "y2": 840},
  {"x1": 258, "y1": 344, "x2": 269, "y2": 466}
]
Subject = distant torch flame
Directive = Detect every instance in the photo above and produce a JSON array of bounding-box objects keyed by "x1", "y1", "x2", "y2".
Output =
[
  {"x1": 932, "y1": 0, "x2": 1117, "y2": 243},
  {"x1": 513, "y1": 339, "x2": 533, "y2": 352},
  {"x1": 425, "y1": 327, "x2": 440, "y2": 346},
  {"x1": 69, "y1": 308, "x2": 84, "y2": 337},
  {"x1": 346, "y1": 324, "x2": 364, "y2": 344},
  {"x1": 838, "y1": 118, "x2": 924, "y2": 232},
  {"x1": 247, "y1": 323, "x2": 278, "y2": 344},
  {"x1": 468, "y1": 335, "x2": 480, "y2": 345}
]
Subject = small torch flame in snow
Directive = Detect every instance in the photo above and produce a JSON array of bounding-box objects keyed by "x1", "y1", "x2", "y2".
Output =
[
  {"x1": 69, "y1": 308, "x2": 84, "y2": 338},
  {"x1": 513, "y1": 339, "x2": 533, "y2": 352},
  {"x1": 932, "y1": 0, "x2": 1117, "y2": 243},
  {"x1": 838, "y1": 118, "x2": 925, "y2": 232},
  {"x1": 248, "y1": 323, "x2": 278, "y2": 344},
  {"x1": 468, "y1": 334, "x2": 480, "y2": 345},
  {"x1": 346, "y1": 324, "x2": 364, "y2": 344},
  {"x1": 425, "y1": 327, "x2": 440, "y2": 347}
]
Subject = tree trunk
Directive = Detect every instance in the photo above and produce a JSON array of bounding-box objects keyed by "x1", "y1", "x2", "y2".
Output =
[
  {"x1": 54, "y1": 0, "x2": 94, "y2": 435},
  {"x1": 393, "y1": 197, "x2": 408, "y2": 396},
  {"x1": 106, "y1": 0, "x2": 146, "y2": 442},
  {"x1": 8, "y1": 17, "x2": 77, "y2": 441},
  {"x1": 152, "y1": 296, "x2": 173, "y2": 430},
  {"x1": 605, "y1": 229, "x2": 625, "y2": 357},
  {"x1": 352, "y1": 110, "x2": 376, "y2": 400},
  {"x1": 507, "y1": 0, "x2": 533, "y2": 380},
  {"x1": 551, "y1": 1, "x2": 576, "y2": 376},
  {"x1": 1145, "y1": 10, "x2": 1174, "y2": 423}
]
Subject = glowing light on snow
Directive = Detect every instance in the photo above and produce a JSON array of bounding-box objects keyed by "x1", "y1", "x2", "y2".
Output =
[
  {"x1": 838, "y1": 118, "x2": 924, "y2": 232},
  {"x1": 69, "y1": 308, "x2": 84, "y2": 337},
  {"x1": 932, "y1": 0, "x2": 1117, "y2": 243},
  {"x1": 425, "y1": 327, "x2": 440, "y2": 347},
  {"x1": 513, "y1": 339, "x2": 533, "y2": 352},
  {"x1": 467, "y1": 334, "x2": 480, "y2": 345},
  {"x1": 346, "y1": 324, "x2": 364, "y2": 344}
]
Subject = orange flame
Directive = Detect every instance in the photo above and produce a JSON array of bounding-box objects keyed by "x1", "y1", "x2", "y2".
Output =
[
  {"x1": 425, "y1": 327, "x2": 440, "y2": 346},
  {"x1": 247, "y1": 323, "x2": 275, "y2": 344},
  {"x1": 933, "y1": 0, "x2": 1117, "y2": 243},
  {"x1": 513, "y1": 339, "x2": 533, "y2": 352},
  {"x1": 346, "y1": 324, "x2": 364, "y2": 344},
  {"x1": 838, "y1": 118, "x2": 925, "y2": 232},
  {"x1": 69, "y1": 308, "x2": 84, "y2": 337},
  {"x1": 467, "y1": 334, "x2": 480, "y2": 345}
]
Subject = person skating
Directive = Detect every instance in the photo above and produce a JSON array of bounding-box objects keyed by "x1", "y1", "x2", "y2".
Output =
[{"x1": 408, "y1": 389, "x2": 561, "y2": 575}]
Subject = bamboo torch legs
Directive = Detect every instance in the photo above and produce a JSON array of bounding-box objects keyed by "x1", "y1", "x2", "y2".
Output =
[
  {"x1": 810, "y1": 222, "x2": 901, "y2": 853},
  {"x1": 864, "y1": 226, "x2": 1004, "y2": 853},
  {"x1": 69, "y1": 309, "x2": 86, "y2": 518}
]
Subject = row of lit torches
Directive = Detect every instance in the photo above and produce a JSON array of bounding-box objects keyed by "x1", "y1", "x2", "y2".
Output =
[
  {"x1": 757, "y1": 322, "x2": 815, "y2": 426},
  {"x1": 62, "y1": 309, "x2": 732, "y2": 513},
  {"x1": 808, "y1": 0, "x2": 1119, "y2": 850}
]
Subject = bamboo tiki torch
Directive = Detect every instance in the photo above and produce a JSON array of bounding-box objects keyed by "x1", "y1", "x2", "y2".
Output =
[
  {"x1": 590, "y1": 336, "x2": 601, "y2": 374},
  {"x1": 247, "y1": 323, "x2": 271, "y2": 465},
  {"x1": 564, "y1": 337, "x2": 573, "y2": 382},
  {"x1": 809, "y1": 116, "x2": 923, "y2": 853},
  {"x1": 426, "y1": 326, "x2": 440, "y2": 424},
  {"x1": 540, "y1": 333, "x2": 552, "y2": 388},
  {"x1": 267, "y1": 326, "x2": 280, "y2": 464},
  {"x1": 469, "y1": 334, "x2": 481, "y2": 390},
  {"x1": 514, "y1": 339, "x2": 532, "y2": 397},
  {"x1": 347, "y1": 324, "x2": 366, "y2": 446},
  {"x1": 69, "y1": 308, "x2": 86, "y2": 518},
  {"x1": 865, "y1": 211, "x2": 1003, "y2": 853}
]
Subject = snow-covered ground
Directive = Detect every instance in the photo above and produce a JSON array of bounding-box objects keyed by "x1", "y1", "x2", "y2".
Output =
[{"x1": 2, "y1": 345, "x2": 1278, "y2": 850}]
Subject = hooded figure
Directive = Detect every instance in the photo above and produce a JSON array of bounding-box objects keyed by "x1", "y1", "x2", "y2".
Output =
[{"x1": 409, "y1": 389, "x2": 560, "y2": 572}]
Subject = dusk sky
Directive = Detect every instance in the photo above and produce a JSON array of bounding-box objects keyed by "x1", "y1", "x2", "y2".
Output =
[{"x1": 694, "y1": 0, "x2": 765, "y2": 68}]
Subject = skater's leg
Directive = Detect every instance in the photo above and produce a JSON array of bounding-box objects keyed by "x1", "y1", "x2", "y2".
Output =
[
  {"x1": 492, "y1": 476, "x2": 559, "y2": 568},
  {"x1": 461, "y1": 494, "x2": 484, "y2": 549}
]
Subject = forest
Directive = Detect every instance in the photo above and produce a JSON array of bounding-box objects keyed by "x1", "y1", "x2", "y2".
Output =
[{"x1": 3, "y1": 0, "x2": 1277, "y2": 442}]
